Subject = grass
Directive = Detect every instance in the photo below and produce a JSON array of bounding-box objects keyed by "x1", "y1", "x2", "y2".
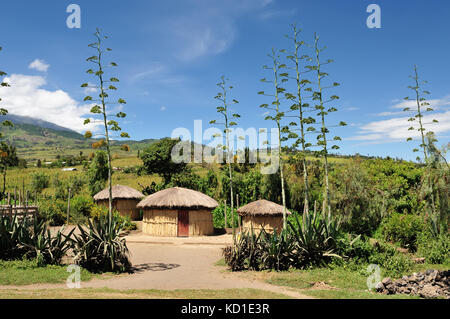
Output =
[
  {"x1": 263, "y1": 266, "x2": 420, "y2": 299},
  {"x1": 0, "y1": 287, "x2": 293, "y2": 299},
  {"x1": 0, "y1": 259, "x2": 96, "y2": 286}
]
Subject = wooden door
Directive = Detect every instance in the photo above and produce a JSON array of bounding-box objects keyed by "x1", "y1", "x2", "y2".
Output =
[{"x1": 177, "y1": 210, "x2": 189, "y2": 237}]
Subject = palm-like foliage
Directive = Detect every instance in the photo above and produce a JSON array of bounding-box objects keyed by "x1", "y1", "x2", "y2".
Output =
[{"x1": 71, "y1": 215, "x2": 131, "y2": 273}]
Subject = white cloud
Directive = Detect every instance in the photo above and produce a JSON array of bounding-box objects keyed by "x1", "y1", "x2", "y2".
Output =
[
  {"x1": 0, "y1": 74, "x2": 100, "y2": 133},
  {"x1": 160, "y1": 106, "x2": 166, "y2": 111},
  {"x1": 348, "y1": 109, "x2": 450, "y2": 143},
  {"x1": 28, "y1": 59, "x2": 50, "y2": 72}
]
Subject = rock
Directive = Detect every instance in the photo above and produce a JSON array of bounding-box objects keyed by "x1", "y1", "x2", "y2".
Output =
[
  {"x1": 375, "y1": 282, "x2": 384, "y2": 290},
  {"x1": 376, "y1": 269, "x2": 450, "y2": 299},
  {"x1": 419, "y1": 284, "x2": 440, "y2": 299}
]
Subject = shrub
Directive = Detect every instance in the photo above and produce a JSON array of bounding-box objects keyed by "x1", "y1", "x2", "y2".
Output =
[
  {"x1": 378, "y1": 213, "x2": 425, "y2": 251},
  {"x1": 37, "y1": 198, "x2": 66, "y2": 226},
  {"x1": 212, "y1": 203, "x2": 238, "y2": 228},
  {"x1": 70, "y1": 215, "x2": 132, "y2": 273},
  {"x1": 30, "y1": 172, "x2": 50, "y2": 193},
  {"x1": 90, "y1": 204, "x2": 136, "y2": 231},
  {"x1": 69, "y1": 195, "x2": 93, "y2": 224},
  {"x1": 368, "y1": 241, "x2": 413, "y2": 278},
  {"x1": 336, "y1": 234, "x2": 374, "y2": 264},
  {"x1": 417, "y1": 232, "x2": 450, "y2": 264}
]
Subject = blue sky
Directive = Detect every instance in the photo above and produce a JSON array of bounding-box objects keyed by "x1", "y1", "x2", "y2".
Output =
[{"x1": 0, "y1": 0, "x2": 449, "y2": 161}]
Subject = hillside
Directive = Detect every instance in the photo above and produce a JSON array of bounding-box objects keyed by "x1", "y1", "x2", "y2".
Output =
[{"x1": 0, "y1": 114, "x2": 157, "y2": 160}]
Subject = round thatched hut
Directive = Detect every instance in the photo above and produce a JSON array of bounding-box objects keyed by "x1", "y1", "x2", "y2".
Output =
[
  {"x1": 237, "y1": 199, "x2": 290, "y2": 234},
  {"x1": 93, "y1": 185, "x2": 144, "y2": 220},
  {"x1": 137, "y1": 187, "x2": 218, "y2": 237}
]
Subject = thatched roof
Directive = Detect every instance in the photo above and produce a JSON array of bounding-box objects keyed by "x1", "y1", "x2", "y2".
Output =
[
  {"x1": 237, "y1": 199, "x2": 291, "y2": 216},
  {"x1": 93, "y1": 185, "x2": 144, "y2": 201},
  {"x1": 137, "y1": 187, "x2": 218, "y2": 210}
]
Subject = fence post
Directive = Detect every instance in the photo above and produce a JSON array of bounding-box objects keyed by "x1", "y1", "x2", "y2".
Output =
[
  {"x1": 14, "y1": 187, "x2": 16, "y2": 207},
  {"x1": 67, "y1": 188, "x2": 71, "y2": 225}
]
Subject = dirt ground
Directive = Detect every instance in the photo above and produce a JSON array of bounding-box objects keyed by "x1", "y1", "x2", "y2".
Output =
[{"x1": 0, "y1": 232, "x2": 312, "y2": 299}]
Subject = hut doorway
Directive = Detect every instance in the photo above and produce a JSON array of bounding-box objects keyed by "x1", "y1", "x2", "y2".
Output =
[{"x1": 177, "y1": 210, "x2": 189, "y2": 237}]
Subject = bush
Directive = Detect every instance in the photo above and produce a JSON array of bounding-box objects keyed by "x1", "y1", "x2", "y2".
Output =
[
  {"x1": 336, "y1": 234, "x2": 374, "y2": 264},
  {"x1": 38, "y1": 198, "x2": 66, "y2": 226},
  {"x1": 90, "y1": 204, "x2": 136, "y2": 231},
  {"x1": 368, "y1": 241, "x2": 413, "y2": 278},
  {"x1": 212, "y1": 203, "x2": 239, "y2": 228},
  {"x1": 69, "y1": 195, "x2": 93, "y2": 224},
  {"x1": 378, "y1": 213, "x2": 425, "y2": 252},
  {"x1": 70, "y1": 215, "x2": 132, "y2": 273},
  {"x1": 30, "y1": 172, "x2": 50, "y2": 193},
  {"x1": 417, "y1": 232, "x2": 450, "y2": 264}
]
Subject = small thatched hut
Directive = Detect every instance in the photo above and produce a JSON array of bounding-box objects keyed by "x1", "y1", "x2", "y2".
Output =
[
  {"x1": 137, "y1": 187, "x2": 218, "y2": 237},
  {"x1": 237, "y1": 199, "x2": 290, "y2": 234},
  {"x1": 93, "y1": 185, "x2": 144, "y2": 220}
]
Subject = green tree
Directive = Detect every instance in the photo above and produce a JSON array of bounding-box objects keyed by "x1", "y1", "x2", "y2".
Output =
[
  {"x1": 258, "y1": 48, "x2": 290, "y2": 229},
  {"x1": 87, "y1": 151, "x2": 109, "y2": 196},
  {"x1": 210, "y1": 76, "x2": 241, "y2": 234},
  {"x1": 307, "y1": 33, "x2": 346, "y2": 215},
  {"x1": 0, "y1": 142, "x2": 18, "y2": 193},
  {"x1": 141, "y1": 138, "x2": 187, "y2": 183},
  {"x1": 81, "y1": 29, "x2": 130, "y2": 215}
]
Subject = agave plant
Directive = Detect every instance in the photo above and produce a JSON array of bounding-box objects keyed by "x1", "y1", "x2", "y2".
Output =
[
  {"x1": 70, "y1": 215, "x2": 131, "y2": 273},
  {"x1": 258, "y1": 228, "x2": 296, "y2": 271},
  {"x1": 0, "y1": 214, "x2": 31, "y2": 260},
  {"x1": 223, "y1": 227, "x2": 263, "y2": 271},
  {"x1": 288, "y1": 205, "x2": 342, "y2": 268},
  {"x1": 22, "y1": 219, "x2": 74, "y2": 266}
]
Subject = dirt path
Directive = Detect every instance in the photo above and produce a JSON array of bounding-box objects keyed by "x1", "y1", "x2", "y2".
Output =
[{"x1": 0, "y1": 242, "x2": 312, "y2": 299}]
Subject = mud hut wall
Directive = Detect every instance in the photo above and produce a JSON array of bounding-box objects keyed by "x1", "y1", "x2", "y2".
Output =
[
  {"x1": 142, "y1": 209, "x2": 177, "y2": 236},
  {"x1": 189, "y1": 210, "x2": 214, "y2": 236},
  {"x1": 96, "y1": 199, "x2": 140, "y2": 220},
  {"x1": 241, "y1": 215, "x2": 283, "y2": 234}
]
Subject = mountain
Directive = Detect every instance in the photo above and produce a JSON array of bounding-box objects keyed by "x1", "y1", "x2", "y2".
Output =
[
  {"x1": 0, "y1": 114, "x2": 159, "y2": 160},
  {"x1": 0, "y1": 114, "x2": 86, "y2": 149},
  {"x1": 2, "y1": 114, "x2": 80, "y2": 133}
]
